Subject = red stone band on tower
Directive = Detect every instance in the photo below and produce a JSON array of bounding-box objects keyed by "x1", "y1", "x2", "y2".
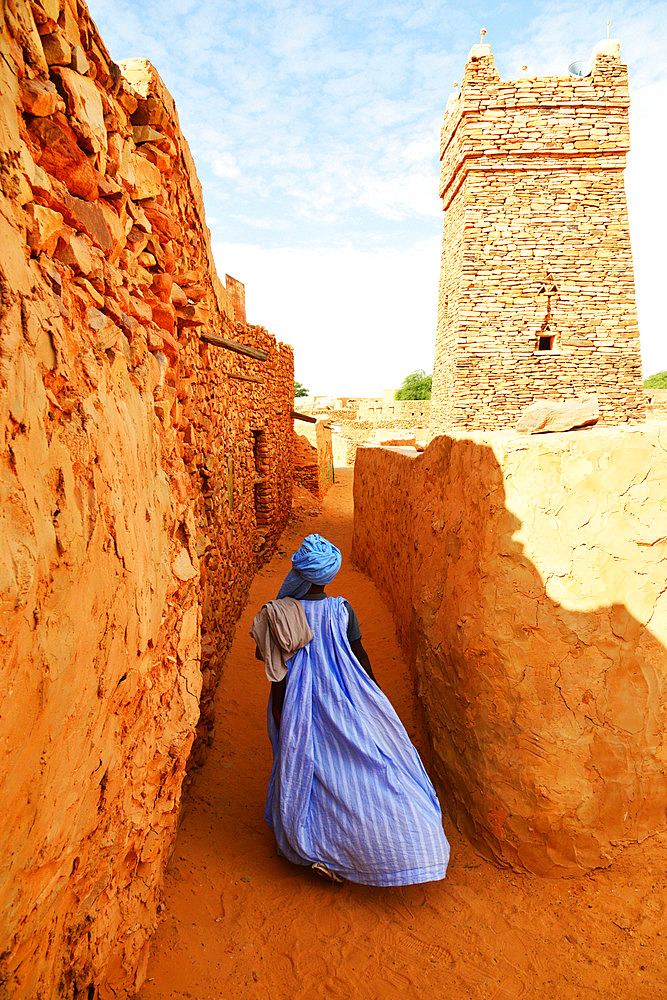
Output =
[{"x1": 430, "y1": 40, "x2": 645, "y2": 432}]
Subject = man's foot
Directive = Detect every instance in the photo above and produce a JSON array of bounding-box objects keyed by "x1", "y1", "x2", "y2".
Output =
[{"x1": 311, "y1": 862, "x2": 344, "y2": 883}]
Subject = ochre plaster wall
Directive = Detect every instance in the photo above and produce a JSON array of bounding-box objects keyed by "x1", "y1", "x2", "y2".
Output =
[
  {"x1": 352, "y1": 429, "x2": 666, "y2": 876},
  {"x1": 0, "y1": 1, "x2": 292, "y2": 996}
]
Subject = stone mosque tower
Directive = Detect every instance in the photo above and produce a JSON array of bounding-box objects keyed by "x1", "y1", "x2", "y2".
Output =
[{"x1": 430, "y1": 38, "x2": 645, "y2": 432}]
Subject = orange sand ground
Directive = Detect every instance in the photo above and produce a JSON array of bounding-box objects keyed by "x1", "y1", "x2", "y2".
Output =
[{"x1": 139, "y1": 469, "x2": 666, "y2": 1000}]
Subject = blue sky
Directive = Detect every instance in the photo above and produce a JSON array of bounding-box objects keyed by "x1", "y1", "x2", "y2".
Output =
[{"x1": 88, "y1": 0, "x2": 667, "y2": 394}]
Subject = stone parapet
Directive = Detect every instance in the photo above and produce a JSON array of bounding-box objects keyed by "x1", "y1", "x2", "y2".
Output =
[{"x1": 352, "y1": 427, "x2": 667, "y2": 876}]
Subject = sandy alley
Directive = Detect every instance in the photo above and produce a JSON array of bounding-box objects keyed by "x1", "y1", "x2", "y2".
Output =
[{"x1": 138, "y1": 468, "x2": 666, "y2": 1000}]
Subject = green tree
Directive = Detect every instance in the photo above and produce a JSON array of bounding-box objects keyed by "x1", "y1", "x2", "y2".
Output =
[
  {"x1": 644, "y1": 371, "x2": 667, "y2": 389},
  {"x1": 294, "y1": 381, "x2": 309, "y2": 397},
  {"x1": 395, "y1": 370, "x2": 432, "y2": 400}
]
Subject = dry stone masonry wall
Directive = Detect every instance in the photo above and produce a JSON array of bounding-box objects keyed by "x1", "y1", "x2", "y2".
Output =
[
  {"x1": 0, "y1": 1, "x2": 293, "y2": 997},
  {"x1": 353, "y1": 429, "x2": 667, "y2": 877},
  {"x1": 296, "y1": 397, "x2": 431, "y2": 466},
  {"x1": 431, "y1": 41, "x2": 645, "y2": 432},
  {"x1": 292, "y1": 420, "x2": 334, "y2": 500}
]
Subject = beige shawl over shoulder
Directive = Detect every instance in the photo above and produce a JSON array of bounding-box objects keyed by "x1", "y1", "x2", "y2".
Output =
[{"x1": 250, "y1": 597, "x2": 313, "y2": 683}]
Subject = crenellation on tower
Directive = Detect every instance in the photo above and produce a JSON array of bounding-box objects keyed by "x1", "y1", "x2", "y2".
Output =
[{"x1": 431, "y1": 40, "x2": 645, "y2": 431}]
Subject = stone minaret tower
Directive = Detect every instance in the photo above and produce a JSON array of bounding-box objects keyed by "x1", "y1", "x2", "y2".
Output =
[{"x1": 430, "y1": 39, "x2": 645, "y2": 432}]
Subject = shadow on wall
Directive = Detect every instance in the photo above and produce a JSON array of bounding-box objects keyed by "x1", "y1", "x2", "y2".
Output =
[{"x1": 352, "y1": 431, "x2": 667, "y2": 877}]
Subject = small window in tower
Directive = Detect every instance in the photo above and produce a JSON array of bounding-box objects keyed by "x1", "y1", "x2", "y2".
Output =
[{"x1": 538, "y1": 334, "x2": 555, "y2": 351}]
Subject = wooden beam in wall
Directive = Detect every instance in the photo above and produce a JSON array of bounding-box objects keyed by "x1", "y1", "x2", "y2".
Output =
[
  {"x1": 199, "y1": 330, "x2": 268, "y2": 361},
  {"x1": 291, "y1": 410, "x2": 317, "y2": 424}
]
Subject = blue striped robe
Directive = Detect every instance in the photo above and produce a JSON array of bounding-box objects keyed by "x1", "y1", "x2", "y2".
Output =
[{"x1": 265, "y1": 596, "x2": 450, "y2": 886}]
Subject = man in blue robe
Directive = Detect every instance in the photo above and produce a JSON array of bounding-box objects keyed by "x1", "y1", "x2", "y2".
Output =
[{"x1": 254, "y1": 534, "x2": 450, "y2": 886}]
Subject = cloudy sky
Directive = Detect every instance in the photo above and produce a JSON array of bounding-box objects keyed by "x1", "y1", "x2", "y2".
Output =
[{"x1": 87, "y1": 0, "x2": 666, "y2": 395}]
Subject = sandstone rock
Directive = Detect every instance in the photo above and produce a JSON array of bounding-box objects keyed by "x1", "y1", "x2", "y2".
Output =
[
  {"x1": 70, "y1": 44, "x2": 89, "y2": 75},
  {"x1": 19, "y1": 76, "x2": 59, "y2": 116},
  {"x1": 87, "y1": 306, "x2": 120, "y2": 348},
  {"x1": 126, "y1": 294, "x2": 152, "y2": 324},
  {"x1": 58, "y1": 0, "x2": 82, "y2": 48},
  {"x1": 170, "y1": 282, "x2": 187, "y2": 308},
  {"x1": 151, "y1": 300, "x2": 175, "y2": 337},
  {"x1": 54, "y1": 233, "x2": 93, "y2": 274},
  {"x1": 143, "y1": 204, "x2": 179, "y2": 239},
  {"x1": 138, "y1": 250, "x2": 156, "y2": 268},
  {"x1": 26, "y1": 203, "x2": 63, "y2": 254},
  {"x1": 27, "y1": 114, "x2": 98, "y2": 200},
  {"x1": 98, "y1": 199, "x2": 126, "y2": 257},
  {"x1": 97, "y1": 174, "x2": 123, "y2": 198},
  {"x1": 130, "y1": 154, "x2": 161, "y2": 199},
  {"x1": 176, "y1": 302, "x2": 209, "y2": 327},
  {"x1": 6, "y1": 0, "x2": 48, "y2": 74},
  {"x1": 41, "y1": 29, "x2": 71, "y2": 65},
  {"x1": 62, "y1": 192, "x2": 113, "y2": 252},
  {"x1": 117, "y1": 88, "x2": 138, "y2": 116},
  {"x1": 141, "y1": 142, "x2": 172, "y2": 172},
  {"x1": 151, "y1": 272, "x2": 172, "y2": 300},
  {"x1": 126, "y1": 198, "x2": 152, "y2": 232},
  {"x1": 516, "y1": 394, "x2": 599, "y2": 433},
  {"x1": 172, "y1": 547, "x2": 198, "y2": 582},
  {"x1": 132, "y1": 124, "x2": 163, "y2": 145},
  {"x1": 53, "y1": 67, "x2": 107, "y2": 154},
  {"x1": 105, "y1": 131, "x2": 125, "y2": 178},
  {"x1": 75, "y1": 274, "x2": 104, "y2": 307},
  {"x1": 31, "y1": 0, "x2": 60, "y2": 25},
  {"x1": 125, "y1": 227, "x2": 148, "y2": 255},
  {"x1": 131, "y1": 94, "x2": 168, "y2": 128},
  {"x1": 180, "y1": 282, "x2": 206, "y2": 301}
]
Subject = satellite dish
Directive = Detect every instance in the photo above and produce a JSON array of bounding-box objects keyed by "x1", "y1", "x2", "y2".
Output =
[{"x1": 568, "y1": 59, "x2": 592, "y2": 77}]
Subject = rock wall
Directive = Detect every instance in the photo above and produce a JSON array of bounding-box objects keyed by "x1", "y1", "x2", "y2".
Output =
[
  {"x1": 293, "y1": 432, "x2": 320, "y2": 496},
  {"x1": 293, "y1": 420, "x2": 334, "y2": 499},
  {"x1": 296, "y1": 398, "x2": 431, "y2": 467},
  {"x1": 646, "y1": 389, "x2": 667, "y2": 421},
  {"x1": 352, "y1": 429, "x2": 667, "y2": 876},
  {"x1": 431, "y1": 41, "x2": 645, "y2": 432},
  {"x1": 298, "y1": 396, "x2": 430, "y2": 430},
  {"x1": 0, "y1": 1, "x2": 292, "y2": 997}
]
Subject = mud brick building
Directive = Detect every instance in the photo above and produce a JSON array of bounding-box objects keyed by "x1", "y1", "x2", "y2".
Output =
[{"x1": 431, "y1": 40, "x2": 645, "y2": 431}]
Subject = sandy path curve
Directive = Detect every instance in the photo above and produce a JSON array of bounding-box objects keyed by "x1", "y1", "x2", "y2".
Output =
[{"x1": 139, "y1": 468, "x2": 665, "y2": 1000}]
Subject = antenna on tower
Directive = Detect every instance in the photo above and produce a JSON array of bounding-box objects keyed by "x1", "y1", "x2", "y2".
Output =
[
  {"x1": 607, "y1": 19, "x2": 611, "y2": 38},
  {"x1": 480, "y1": 27, "x2": 487, "y2": 43}
]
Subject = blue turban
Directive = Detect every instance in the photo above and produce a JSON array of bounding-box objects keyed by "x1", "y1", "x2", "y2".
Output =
[{"x1": 277, "y1": 534, "x2": 342, "y2": 599}]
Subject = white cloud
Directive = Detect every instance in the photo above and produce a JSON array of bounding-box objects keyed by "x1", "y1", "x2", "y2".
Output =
[
  {"x1": 210, "y1": 152, "x2": 241, "y2": 179},
  {"x1": 213, "y1": 238, "x2": 441, "y2": 396},
  {"x1": 87, "y1": 0, "x2": 666, "y2": 381}
]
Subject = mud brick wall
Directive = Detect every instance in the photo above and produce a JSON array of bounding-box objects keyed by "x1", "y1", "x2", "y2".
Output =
[
  {"x1": 352, "y1": 429, "x2": 666, "y2": 877},
  {"x1": 0, "y1": 1, "x2": 292, "y2": 997},
  {"x1": 431, "y1": 41, "x2": 645, "y2": 432}
]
